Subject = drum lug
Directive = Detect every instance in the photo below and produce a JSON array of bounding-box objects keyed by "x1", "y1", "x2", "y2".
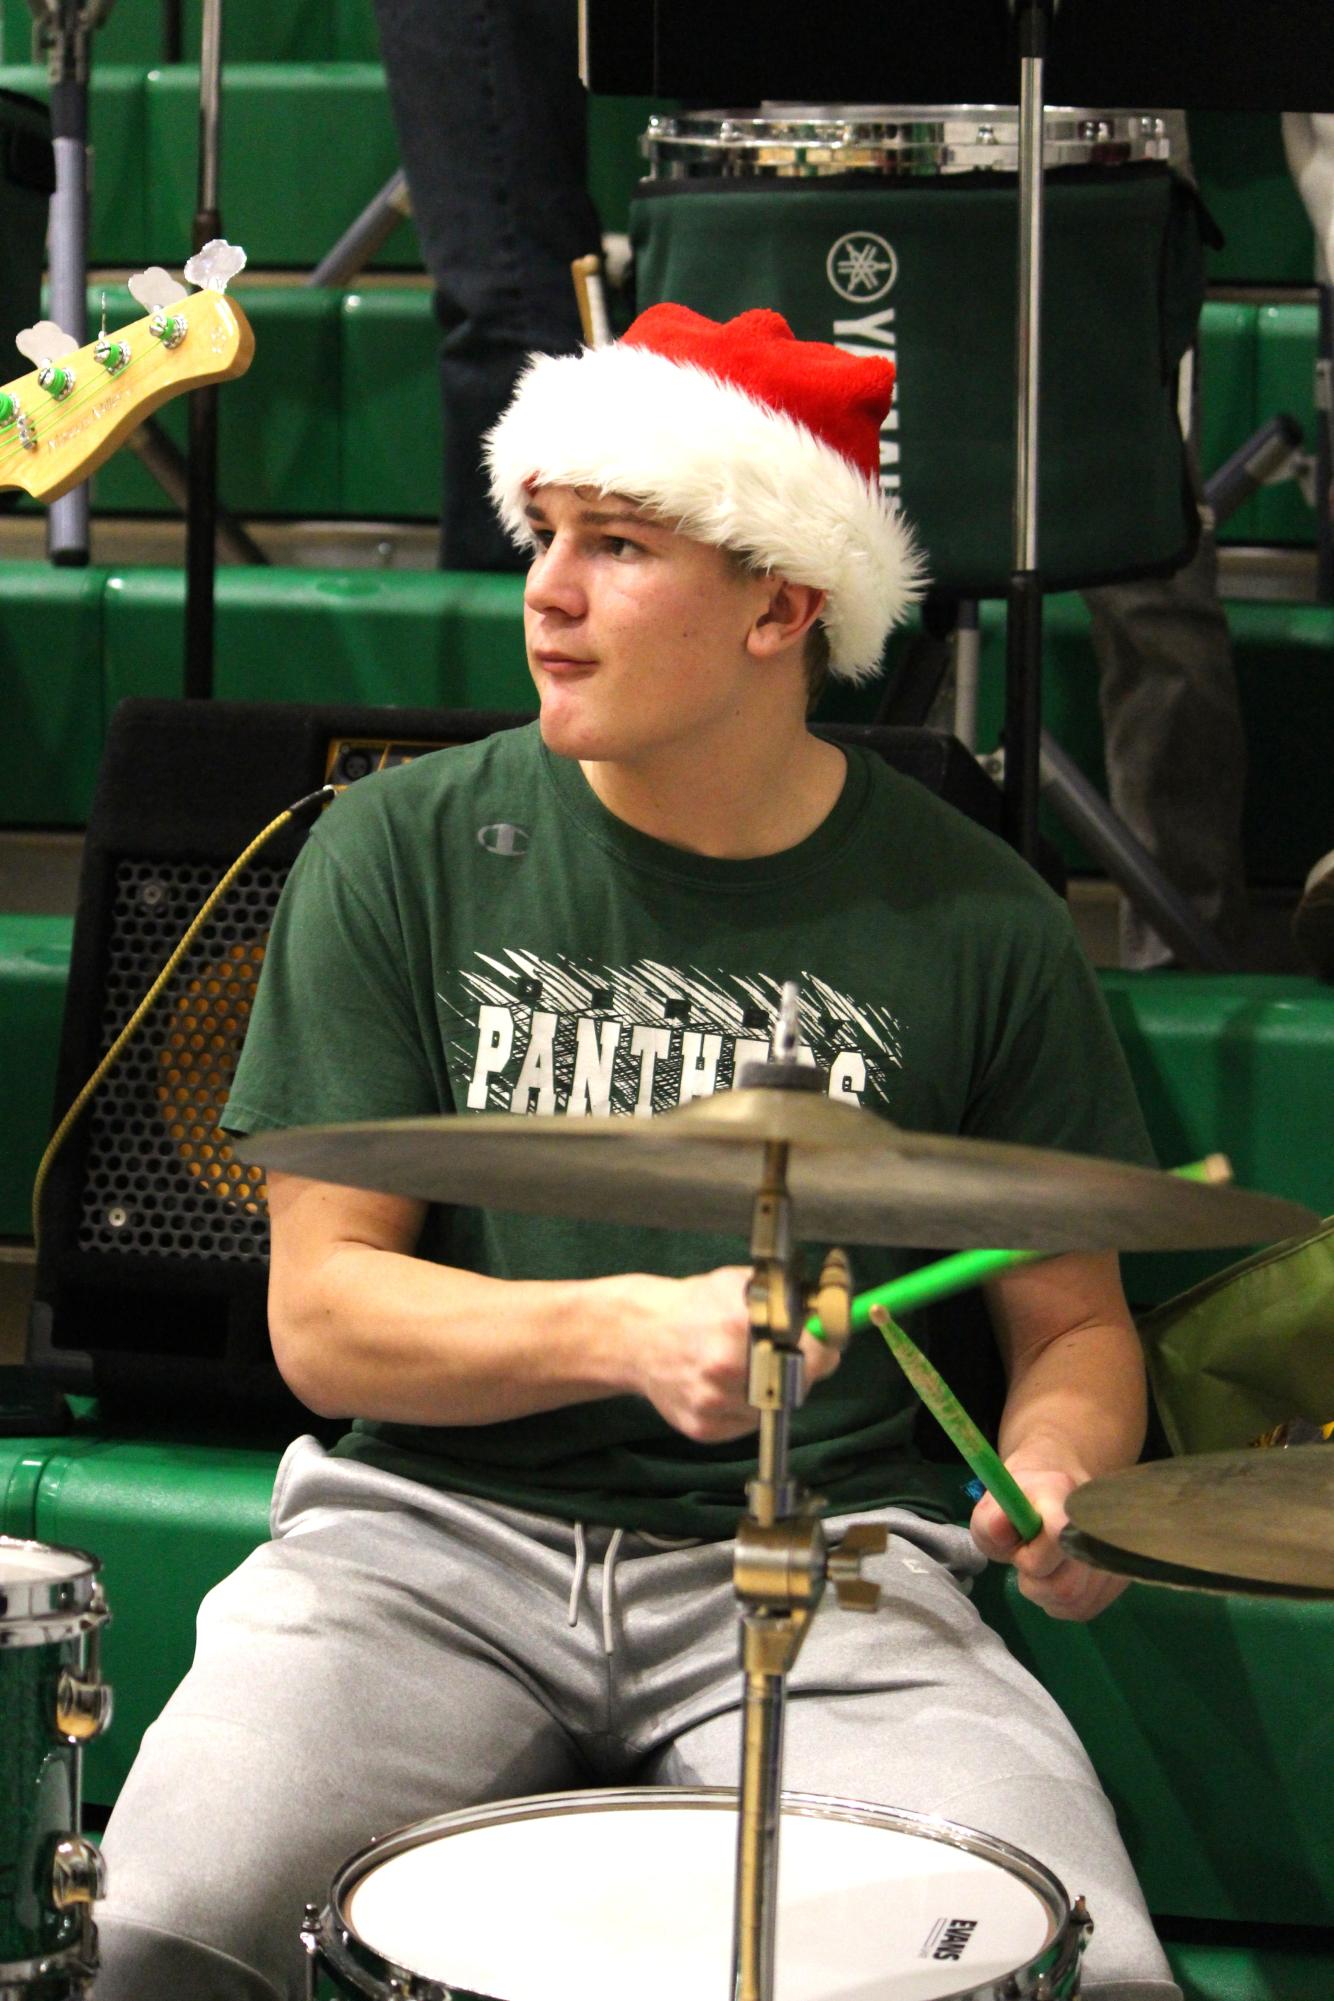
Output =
[
  {"x1": 300, "y1": 1905, "x2": 320, "y2": 2001},
  {"x1": 55, "y1": 1666, "x2": 114, "y2": 1742},
  {"x1": 51, "y1": 1834, "x2": 106, "y2": 1911}
]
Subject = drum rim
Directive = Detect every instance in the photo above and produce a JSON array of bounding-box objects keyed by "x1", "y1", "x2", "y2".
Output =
[
  {"x1": 0, "y1": 1535, "x2": 102, "y2": 1643},
  {"x1": 316, "y1": 1784, "x2": 1075, "y2": 2001},
  {"x1": 652, "y1": 104, "x2": 1174, "y2": 125}
]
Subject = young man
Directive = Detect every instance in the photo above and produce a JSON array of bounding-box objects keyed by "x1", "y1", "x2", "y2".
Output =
[{"x1": 96, "y1": 307, "x2": 1179, "y2": 2000}]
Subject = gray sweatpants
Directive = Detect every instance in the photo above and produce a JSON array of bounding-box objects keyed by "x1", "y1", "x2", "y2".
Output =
[{"x1": 95, "y1": 1438, "x2": 1178, "y2": 2000}]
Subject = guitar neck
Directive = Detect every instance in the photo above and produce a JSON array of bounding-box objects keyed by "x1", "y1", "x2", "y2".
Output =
[{"x1": 0, "y1": 292, "x2": 255, "y2": 505}]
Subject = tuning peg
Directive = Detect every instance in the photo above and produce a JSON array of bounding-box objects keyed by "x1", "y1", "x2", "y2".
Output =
[
  {"x1": 17, "y1": 321, "x2": 80, "y2": 402},
  {"x1": 93, "y1": 294, "x2": 131, "y2": 376},
  {"x1": 16, "y1": 321, "x2": 78, "y2": 365},
  {"x1": 183, "y1": 239, "x2": 248, "y2": 294},
  {"x1": 127, "y1": 266, "x2": 189, "y2": 313}
]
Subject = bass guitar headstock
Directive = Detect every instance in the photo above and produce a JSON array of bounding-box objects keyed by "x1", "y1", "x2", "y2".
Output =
[{"x1": 0, "y1": 239, "x2": 255, "y2": 505}]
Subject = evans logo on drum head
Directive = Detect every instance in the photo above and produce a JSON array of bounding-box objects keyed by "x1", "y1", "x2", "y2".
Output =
[{"x1": 921, "y1": 1915, "x2": 979, "y2": 1961}]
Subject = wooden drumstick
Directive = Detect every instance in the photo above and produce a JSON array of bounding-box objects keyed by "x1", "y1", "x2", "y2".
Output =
[
  {"x1": 867, "y1": 1304, "x2": 1044, "y2": 1543},
  {"x1": 571, "y1": 254, "x2": 611, "y2": 348}
]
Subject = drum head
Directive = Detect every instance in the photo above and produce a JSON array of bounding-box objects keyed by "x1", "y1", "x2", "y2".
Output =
[{"x1": 331, "y1": 1790, "x2": 1069, "y2": 2001}]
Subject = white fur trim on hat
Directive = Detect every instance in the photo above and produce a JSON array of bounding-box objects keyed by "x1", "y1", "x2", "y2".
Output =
[{"x1": 484, "y1": 342, "x2": 925, "y2": 683}]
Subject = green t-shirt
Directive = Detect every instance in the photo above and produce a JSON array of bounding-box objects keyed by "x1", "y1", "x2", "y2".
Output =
[{"x1": 224, "y1": 722, "x2": 1154, "y2": 1537}]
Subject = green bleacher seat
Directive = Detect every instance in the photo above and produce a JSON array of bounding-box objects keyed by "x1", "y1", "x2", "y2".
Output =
[
  {"x1": 143, "y1": 64, "x2": 417, "y2": 270},
  {"x1": 0, "y1": 914, "x2": 70, "y2": 1238},
  {"x1": 0, "y1": 565, "x2": 107, "y2": 828},
  {"x1": 100, "y1": 567, "x2": 530, "y2": 714},
  {"x1": 341, "y1": 288, "x2": 442, "y2": 520}
]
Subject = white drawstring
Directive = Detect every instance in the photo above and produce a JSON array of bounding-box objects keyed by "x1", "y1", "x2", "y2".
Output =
[
  {"x1": 567, "y1": 1523, "x2": 700, "y2": 1656},
  {"x1": 599, "y1": 1527, "x2": 625, "y2": 1655}
]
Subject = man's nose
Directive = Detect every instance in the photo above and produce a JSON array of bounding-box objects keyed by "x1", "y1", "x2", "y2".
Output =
[{"x1": 525, "y1": 535, "x2": 586, "y2": 617}]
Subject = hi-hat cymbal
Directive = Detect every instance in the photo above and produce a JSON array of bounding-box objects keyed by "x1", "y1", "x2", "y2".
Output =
[
  {"x1": 1062, "y1": 1447, "x2": 1334, "y2": 1597},
  {"x1": 253, "y1": 1087, "x2": 1315, "y2": 1253}
]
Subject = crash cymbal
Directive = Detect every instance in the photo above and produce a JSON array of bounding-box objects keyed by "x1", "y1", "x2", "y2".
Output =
[
  {"x1": 1062, "y1": 1447, "x2": 1334, "y2": 1597},
  {"x1": 253, "y1": 1087, "x2": 1316, "y2": 1253}
]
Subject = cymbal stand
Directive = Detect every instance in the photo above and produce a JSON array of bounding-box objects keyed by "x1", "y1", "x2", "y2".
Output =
[{"x1": 729, "y1": 985, "x2": 880, "y2": 2001}]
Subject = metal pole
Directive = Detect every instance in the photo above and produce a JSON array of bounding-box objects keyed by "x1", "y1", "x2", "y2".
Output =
[
  {"x1": 184, "y1": 0, "x2": 225, "y2": 698},
  {"x1": 1002, "y1": 0, "x2": 1054, "y2": 863},
  {"x1": 43, "y1": 1, "x2": 91, "y2": 564}
]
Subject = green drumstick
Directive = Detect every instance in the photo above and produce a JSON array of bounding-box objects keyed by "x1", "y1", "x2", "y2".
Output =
[
  {"x1": 807, "y1": 1155, "x2": 1231, "y2": 1342},
  {"x1": 866, "y1": 1304, "x2": 1045, "y2": 1544}
]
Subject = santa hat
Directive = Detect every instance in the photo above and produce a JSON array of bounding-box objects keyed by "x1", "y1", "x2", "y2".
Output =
[{"x1": 484, "y1": 304, "x2": 924, "y2": 683}]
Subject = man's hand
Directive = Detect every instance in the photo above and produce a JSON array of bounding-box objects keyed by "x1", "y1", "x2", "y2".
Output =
[
  {"x1": 970, "y1": 1466, "x2": 1129, "y2": 1622},
  {"x1": 620, "y1": 1265, "x2": 842, "y2": 1444}
]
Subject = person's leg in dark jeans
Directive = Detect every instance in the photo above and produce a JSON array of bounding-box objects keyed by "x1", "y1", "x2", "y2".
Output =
[{"x1": 372, "y1": 0, "x2": 602, "y2": 570}]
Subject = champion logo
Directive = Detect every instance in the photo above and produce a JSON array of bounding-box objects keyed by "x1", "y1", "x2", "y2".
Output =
[{"x1": 477, "y1": 822, "x2": 530, "y2": 857}]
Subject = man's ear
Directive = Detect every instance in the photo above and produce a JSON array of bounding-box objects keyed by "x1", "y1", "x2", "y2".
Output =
[{"x1": 746, "y1": 577, "x2": 827, "y2": 661}]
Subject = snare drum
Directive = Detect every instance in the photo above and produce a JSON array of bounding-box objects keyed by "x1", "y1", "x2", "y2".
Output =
[
  {"x1": 633, "y1": 104, "x2": 1208, "y2": 599},
  {"x1": 644, "y1": 104, "x2": 1174, "y2": 180},
  {"x1": 306, "y1": 1787, "x2": 1091, "y2": 2001},
  {"x1": 0, "y1": 1538, "x2": 111, "y2": 1998}
]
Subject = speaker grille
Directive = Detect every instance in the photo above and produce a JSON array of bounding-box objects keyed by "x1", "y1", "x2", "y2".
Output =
[{"x1": 77, "y1": 858, "x2": 286, "y2": 1261}]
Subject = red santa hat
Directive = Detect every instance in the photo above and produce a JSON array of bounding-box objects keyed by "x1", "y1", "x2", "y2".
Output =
[{"x1": 484, "y1": 304, "x2": 924, "y2": 684}]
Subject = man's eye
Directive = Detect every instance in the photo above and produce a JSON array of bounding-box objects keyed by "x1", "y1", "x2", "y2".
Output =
[
  {"x1": 530, "y1": 528, "x2": 554, "y2": 551},
  {"x1": 605, "y1": 536, "x2": 642, "y2": 559}
]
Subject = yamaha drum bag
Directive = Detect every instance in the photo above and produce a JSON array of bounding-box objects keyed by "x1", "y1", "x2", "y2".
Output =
[{"x1": 634, "y1": 107, "x2": 1215, "y2": 598}]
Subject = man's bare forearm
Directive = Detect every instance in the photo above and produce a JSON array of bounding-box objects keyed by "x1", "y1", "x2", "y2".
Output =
[
  {"x1": 996, "y1": 1313, "x2": 1147, "y2": 1483},
  {"x1": 271, "y1": 1239, "x2": 637, "y2": 1423}
]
